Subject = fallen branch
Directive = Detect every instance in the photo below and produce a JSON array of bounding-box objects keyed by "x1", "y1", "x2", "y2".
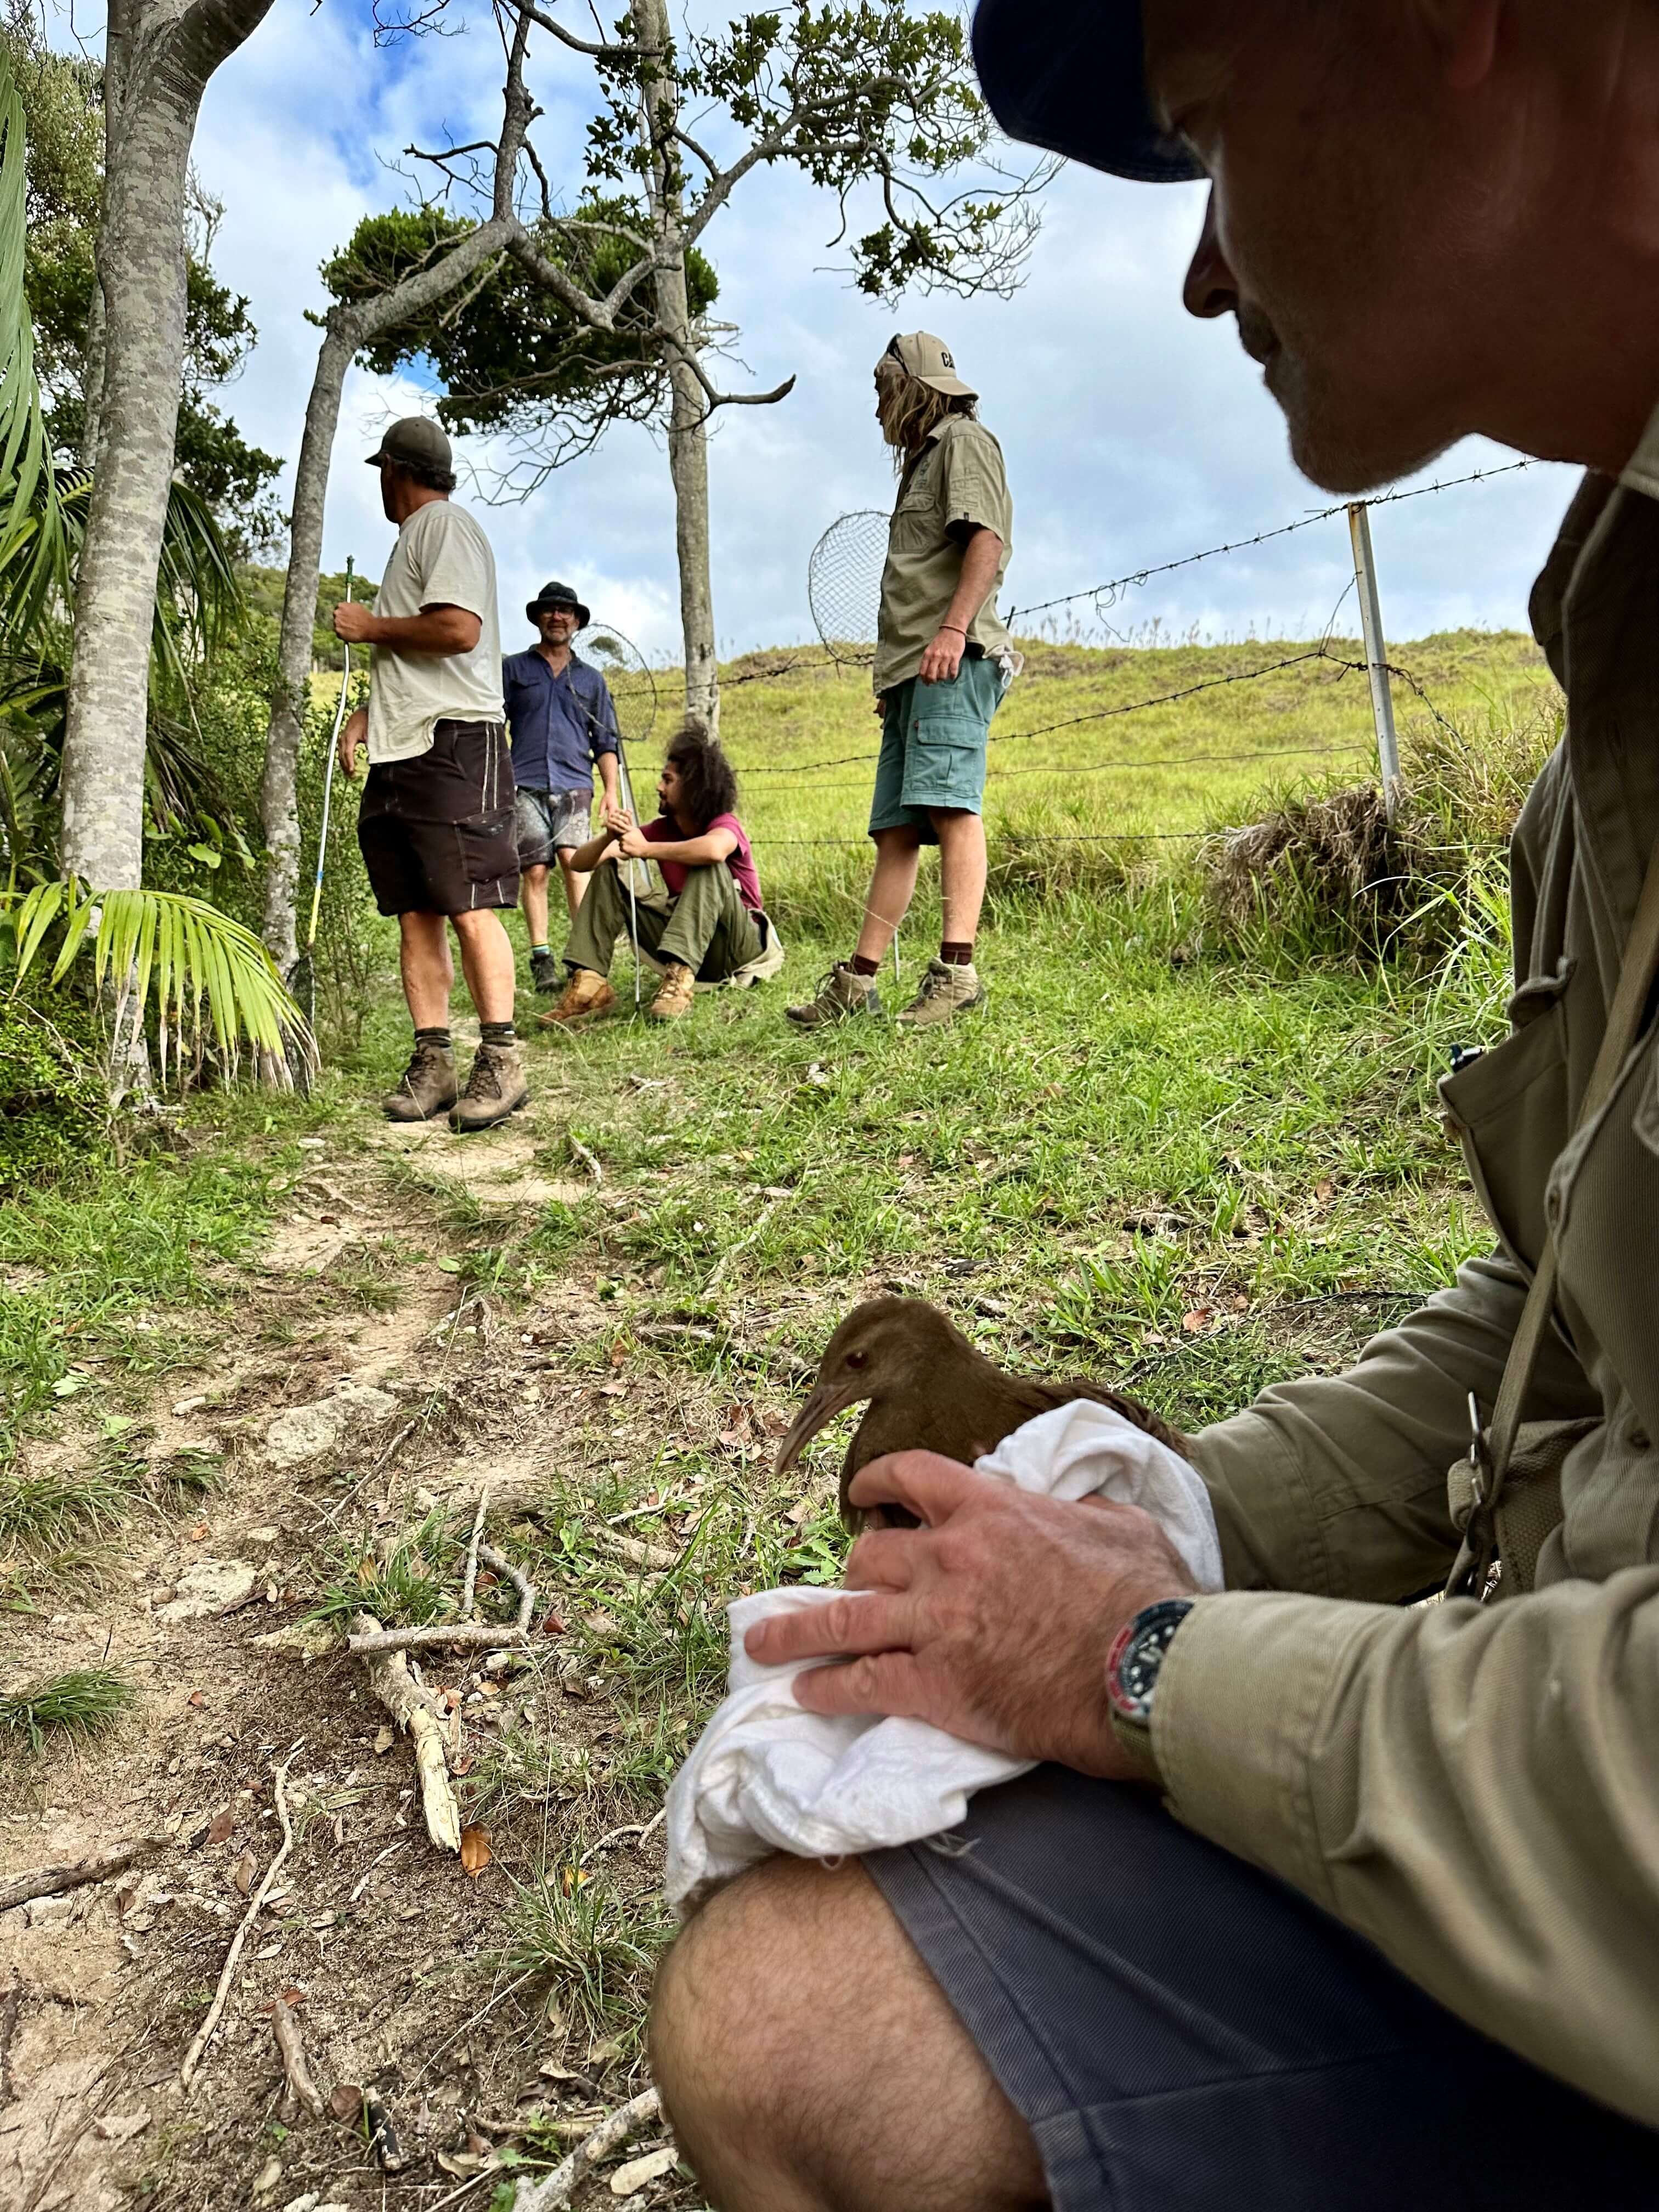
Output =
[
  {"x1": 346, "y1": 1621, "x2": 529, "y2": 1657},
  {"x1": 460, "y1": 1486, "x2": 490, "y2": 1620},
  {"x1": 477, "y1": 1540, "x2": 535, "y2": 1630},
  {"x1": 0, "y1": 1835, "x2": 167, "y2": 1915},
  {"x1": 352, "y1": 1613, "x2": 461, "y2": 1853},
  {"x1": 578, "y1": 1805, "x2": 666, "y2": 1866},
  {"x1": 180, "y1": 1760, "x2": 295, "y2": 2090},
  {"x1": 272, "y1": 1996, "x2": 325, "y2": 2120},
  {"x1": 595, "y1": 1528, "x2": 679, "y2": 1575},
  {"x1": 514, "y1": 2087, "x2": 662, "y2": 2210},
  {"x1": 568, "y1": 1134, "x2": 602, "y2": 1187}
]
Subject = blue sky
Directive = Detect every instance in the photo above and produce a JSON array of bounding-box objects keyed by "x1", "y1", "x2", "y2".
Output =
[{"x1": 162, "y1": 0, "x2": 1580, "y2": 662}]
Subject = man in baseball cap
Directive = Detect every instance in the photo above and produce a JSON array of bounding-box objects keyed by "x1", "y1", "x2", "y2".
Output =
[
  {"x1": 651, "y1": 7, "x2": 1659, "y2": 2207},
  {"x1": 788, "y1": 328, "x2": 1015, "y2": 1034},
  {"x1": 333, "y1": 416, "x2": 526, "y2": 1132}
]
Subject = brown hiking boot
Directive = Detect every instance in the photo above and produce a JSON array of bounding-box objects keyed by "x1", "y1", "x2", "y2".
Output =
[
  {"x1": 381, "y1": 1039, "x2": 458, "y2": 1122},
  {"x1": 895, "y1": 957, "x2": 986, "y2": 1029},
  {"x1": 786, "y1": 962, "x2": 883, "y2": 1029},
  {"x1": 647, "y1": 961, "x2": 696, "y2": 1023},
  {"x1": 538, "y1": 969, "x2": 616, "y2": 1027},
  {"x1": 450, "y1": 1042, "x2": 529, "y2": 1133}
]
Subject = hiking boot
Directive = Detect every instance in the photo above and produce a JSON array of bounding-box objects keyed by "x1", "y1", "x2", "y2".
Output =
[
  {"x1": 647, "y1": 961, "x2": 696, "y2": 1023},
  {"x1": 381, "y1": 1039, "x2": 458, "y2": 1122},
  {"x1": 450, "y1": 1041, "x2": 529, "y2": 1133},
  {"x1": 895, "y1": 957, "x2": 987, "y2": 1029},
  {"x1": 538, "y1": 969, "x2": 616, "y2": 1027},
  {"x1": 529, "y1": 947, "x2": 561, "y2": 995},
  {"x1": 786, "y1": 962, "x2": 883, "y2": 1029}
]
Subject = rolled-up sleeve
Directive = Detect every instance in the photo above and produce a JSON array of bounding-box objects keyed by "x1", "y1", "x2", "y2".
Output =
[
  {"x1": 1153, "y1": 1568, "x2": 1659, "y2": 2129},
  {"x1": 938, "y1": 425, "x2": 1010, "y2": 543}
]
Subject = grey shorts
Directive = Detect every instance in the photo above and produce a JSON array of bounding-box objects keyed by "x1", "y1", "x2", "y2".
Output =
[
  {"x1": 865, "y1": 1766, "x2": 1658, "y2": 2211},
  {"x1": 515, "y1": 785, "x2": 593, "y2": 868},
  {"x1": 868, "y1": 655, "x2": 1001, "y2": 843}
]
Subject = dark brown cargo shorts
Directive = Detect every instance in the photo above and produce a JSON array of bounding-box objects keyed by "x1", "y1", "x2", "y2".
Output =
[{"x1": 357, "y1": 719, "x2": 518, "y2": 918}]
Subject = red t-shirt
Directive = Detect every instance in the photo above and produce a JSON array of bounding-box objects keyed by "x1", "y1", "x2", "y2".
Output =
[{"x1": 642, "y1": 812, "x2": 764, "y2": 913}]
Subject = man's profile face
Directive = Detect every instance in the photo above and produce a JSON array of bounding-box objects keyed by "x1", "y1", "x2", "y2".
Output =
[{"x1": 1144, "y1": 0, "x2": 1524, "y2": 493}]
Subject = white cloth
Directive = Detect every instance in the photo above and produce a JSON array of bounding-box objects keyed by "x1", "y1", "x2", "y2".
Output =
[
  {"x1": 664, "y1": 1398, "x2": 1223, "y2": 1913},
  {"x1": 366, "y1": 500, "x2": 505, "y2": 764}
]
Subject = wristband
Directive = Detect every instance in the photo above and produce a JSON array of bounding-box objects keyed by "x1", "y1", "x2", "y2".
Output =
[{"x1": 938, "y1": 623, "x2": 967, "y2": 636}]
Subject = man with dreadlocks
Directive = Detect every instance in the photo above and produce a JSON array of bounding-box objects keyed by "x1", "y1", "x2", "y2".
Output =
[
  {"x1": 541, "y1": 719, "x2": 777, "y2": 1025},
  {"x1": 788, "y1": 331, "x2": 1015, "y2": 1031}
]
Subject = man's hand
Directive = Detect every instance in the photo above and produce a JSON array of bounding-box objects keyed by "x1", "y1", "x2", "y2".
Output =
[
  {"x1": 337, "y1": 706, "x2": 367, "y2": 779},
  {"x1": 743, "y1": 1452, "x2": 1197, "y2": 1778},
  {"x1": 917, "y1": 626, "x2": 967, "y2": 686},
  {"x1": 601, "y1": 799, "x2": 635, "y2": 836},
  {"x1": 615, "y1": 823, "x2": 651, "y2": 859},
  {"x1": 333, "y1": 600, "x2": 375, "y2": 646}
]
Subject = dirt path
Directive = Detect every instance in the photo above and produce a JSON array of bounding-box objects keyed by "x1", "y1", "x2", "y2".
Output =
[{"x1": 0, "y1": 1082, "x2": 758, "y2": 2211}]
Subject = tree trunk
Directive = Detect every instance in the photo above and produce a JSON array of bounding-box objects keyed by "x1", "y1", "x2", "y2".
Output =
[
  {"x1": 259, "y1": 319, "x2": 354, "y2": 973},
  {"x1": 58, "y1": 0, "x2": 276, "y2": 889},
  {"x1": 633, "y1": 0, "x2": 718, "y2": 731}
]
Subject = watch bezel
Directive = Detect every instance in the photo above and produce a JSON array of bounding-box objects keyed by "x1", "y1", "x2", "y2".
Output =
[{"x1": 1106, "y1": 1596, "x2": 1196, "y2": 1727}]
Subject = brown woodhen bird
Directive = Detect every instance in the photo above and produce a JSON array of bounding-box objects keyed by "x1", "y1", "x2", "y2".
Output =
[{"x1": 776, "y1": 1296, "x2": 1190, "y2": 1528}]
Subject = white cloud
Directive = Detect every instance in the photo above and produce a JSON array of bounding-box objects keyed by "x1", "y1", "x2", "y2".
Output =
[{"x1": 169, "y1": 1, "x2": 1577, "y2": 665}]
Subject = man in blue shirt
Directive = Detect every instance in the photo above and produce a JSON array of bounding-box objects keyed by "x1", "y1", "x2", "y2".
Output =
[{"x1": 504, "y1": 580, "x2": 622, "y2": 992}]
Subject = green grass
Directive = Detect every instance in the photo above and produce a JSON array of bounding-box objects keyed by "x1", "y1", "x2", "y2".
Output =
[
  {"x1": 505, "y1": 1863, "x2": 673, "y2": 2041},
  {"x1": 0, "y1": 1666, "x2": 134, "y2": 1752}
]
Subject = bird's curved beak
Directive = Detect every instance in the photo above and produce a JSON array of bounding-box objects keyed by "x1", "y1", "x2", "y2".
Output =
[{"x1": 774, "y1": 1380, "x2": 870, "y2": 1477}]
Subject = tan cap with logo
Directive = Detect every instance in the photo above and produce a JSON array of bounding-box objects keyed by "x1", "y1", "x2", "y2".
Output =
[
  {"x1": 885, "y1": 331, "x2": 977, "y2": 400},
  {"x1": 364, "y1": 416, "x2": 454, "y2": 473}
]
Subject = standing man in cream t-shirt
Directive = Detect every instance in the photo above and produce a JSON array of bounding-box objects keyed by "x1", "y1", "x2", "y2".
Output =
[{"x1": 334, "y1": 417, "x2": 527, "y2": 1133}]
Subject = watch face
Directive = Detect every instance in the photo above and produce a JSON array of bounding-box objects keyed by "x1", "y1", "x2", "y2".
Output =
[{"x1": 1107, "y1": 1599, "x2": 1194, "y2": 1726}]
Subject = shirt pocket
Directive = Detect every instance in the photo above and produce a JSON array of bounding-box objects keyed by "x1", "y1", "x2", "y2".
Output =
[{"x1": 1437, "y1": 997, "x2": 1568, "y2": 1273}]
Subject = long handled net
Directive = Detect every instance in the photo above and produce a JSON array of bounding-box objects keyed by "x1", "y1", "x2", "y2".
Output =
[
  {"x1": 807, "y1": 509, "x2": 889, "y2": 668},
  {"x1": 292, "y1": 556, "x2": 354, "y2": 1082},
  {"x1": 585, "y1": 618, "x2": 659, "y2": 1006}
]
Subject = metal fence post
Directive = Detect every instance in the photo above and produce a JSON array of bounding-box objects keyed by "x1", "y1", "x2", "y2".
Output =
[{"x1": 1347, "y1": 501, "x2": 1402, "y2": 821}]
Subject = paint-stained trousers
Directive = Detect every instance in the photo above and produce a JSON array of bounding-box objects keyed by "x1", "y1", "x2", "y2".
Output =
[{"x1": 562, "y1": 858, "x2": 765, "y2": 983}]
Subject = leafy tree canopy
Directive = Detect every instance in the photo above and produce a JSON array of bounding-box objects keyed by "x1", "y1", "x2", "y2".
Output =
[{"x1": 319, "y1": 199, "x2": 718, "y2": 442}]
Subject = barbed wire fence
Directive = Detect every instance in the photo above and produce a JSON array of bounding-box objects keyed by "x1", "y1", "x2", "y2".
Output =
[{"x1": 600, "y1": 460, "x2": 1541, "y2": 867}]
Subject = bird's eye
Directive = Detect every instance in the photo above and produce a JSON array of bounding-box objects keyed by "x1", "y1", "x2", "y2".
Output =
[{"x1": 846, "y1": 1350, "x2": 868, "y2": 1370}]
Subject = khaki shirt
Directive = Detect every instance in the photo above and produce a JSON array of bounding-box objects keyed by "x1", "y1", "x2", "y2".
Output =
[
  {"x1": 366, "y1": 500, "x2": 505, "y2": 766},
  {"x1": 1162, "y1": 410, "x2": 1659, "y2": 2128},
  {"x1": 872, "y1": 417, "x2": 1013, "y2": 693}
]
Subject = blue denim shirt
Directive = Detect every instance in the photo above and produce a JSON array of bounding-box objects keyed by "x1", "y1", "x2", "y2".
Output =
[{"x1": 503, "y1": 649, "x2": 619, "y2": 792}]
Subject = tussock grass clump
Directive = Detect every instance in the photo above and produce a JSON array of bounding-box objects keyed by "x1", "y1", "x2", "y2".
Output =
[
  {"x1": 506, "y1": 1867, "x2": 672, "y2": 2039},
  {"x1": 1, "y1": 1666, "x2": 134, "y2": 1751}
]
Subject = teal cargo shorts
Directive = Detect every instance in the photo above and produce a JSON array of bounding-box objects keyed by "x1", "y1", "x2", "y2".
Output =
[{"x1": 868, "y1": 655, "x2": 1001, "y2": 845}]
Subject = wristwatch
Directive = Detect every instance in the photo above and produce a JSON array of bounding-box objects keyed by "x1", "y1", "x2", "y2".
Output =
[{"x1": 1105, "y1": 1597, "x2": 1195, "y2": 1784}]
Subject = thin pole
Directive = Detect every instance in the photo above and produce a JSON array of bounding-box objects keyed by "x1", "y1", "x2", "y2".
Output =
[
  {"x1": 1346, "y1": 503, "x2": 1401, "y2": 821},
  {"x1": 612, "y1": 732, "x2": 644, "y2": 1008}
]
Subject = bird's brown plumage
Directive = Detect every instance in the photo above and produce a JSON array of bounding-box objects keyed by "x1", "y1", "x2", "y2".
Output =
[{"x1": 776, "y1": 1296, "x2": 1190, "y2": 1527}]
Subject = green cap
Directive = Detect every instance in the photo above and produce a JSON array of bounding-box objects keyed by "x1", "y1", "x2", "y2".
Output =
[{"x1": 364, "y1": 416, "x2": 454, "y2": 473}]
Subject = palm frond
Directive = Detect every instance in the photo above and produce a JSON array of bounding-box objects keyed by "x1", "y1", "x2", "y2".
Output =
[{"x1": 3, "y1": 880, "x2": 315, "y2": 1086}]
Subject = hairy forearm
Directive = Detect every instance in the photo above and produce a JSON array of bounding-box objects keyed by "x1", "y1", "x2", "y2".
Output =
[
  {"x1": 597, "y1": 752, "x2": 620, "y2": 801},
  {"x1": 360, "y1": 606, "x2": 482, "y2": 655},
  {"x1": 569, "y1": 832, "x2": 614, "y2": 873}
]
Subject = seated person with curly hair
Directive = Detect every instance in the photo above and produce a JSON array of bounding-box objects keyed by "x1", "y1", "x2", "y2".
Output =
[{"x1": 540, "y1": 720, "x2": 774, "y2": 1026}]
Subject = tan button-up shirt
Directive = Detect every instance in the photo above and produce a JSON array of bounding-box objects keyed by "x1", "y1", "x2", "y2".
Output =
[
  {"x1": 872, "y1": 417, "x2": 1013, "y2": 694},
  {"x1": 1161, "y1": 411, "x2": 1659, "y2": 2129}
]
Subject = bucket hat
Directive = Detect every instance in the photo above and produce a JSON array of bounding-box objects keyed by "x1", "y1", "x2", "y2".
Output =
[
  {"x1": 970, "y1": 0, "x2": 1204, "y2": 183},
  {"x1": 526, "y1": 579, "x2": 591, "y2": 629}
]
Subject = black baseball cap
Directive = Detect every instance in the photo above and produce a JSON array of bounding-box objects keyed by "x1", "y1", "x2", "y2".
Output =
[{"x1": 970, "y1": 0, "x2": 1204, "y2": 183}]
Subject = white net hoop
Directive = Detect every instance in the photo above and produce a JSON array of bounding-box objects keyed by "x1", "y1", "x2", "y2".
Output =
[{"x1": 807, "y1": 509, "x2": 890, "y2": 667}]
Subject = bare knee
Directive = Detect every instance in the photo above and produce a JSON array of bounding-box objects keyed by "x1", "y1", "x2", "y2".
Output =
[{"x1": 649, "y1": 1855, "x2": 1046, "y2": 2212}]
